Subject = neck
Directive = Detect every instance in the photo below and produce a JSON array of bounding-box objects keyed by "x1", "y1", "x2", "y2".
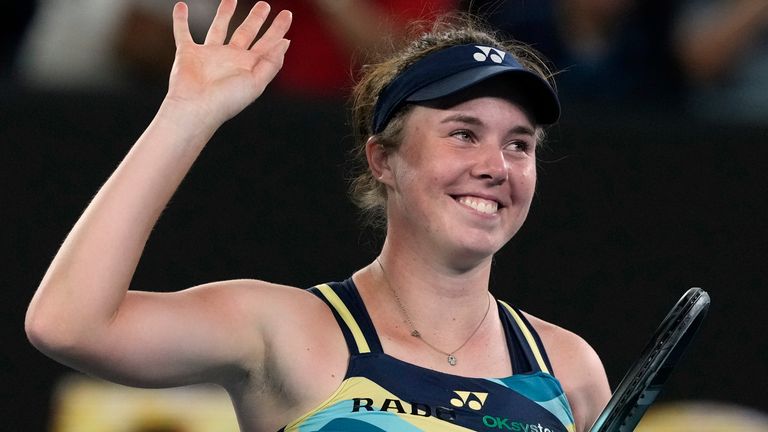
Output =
[
  {"x1": 369, "y1": 237, "x2": 494, "y2": 333},
  {"x1": 379, "y1": 235, "x2": 492, "y2": 296}
]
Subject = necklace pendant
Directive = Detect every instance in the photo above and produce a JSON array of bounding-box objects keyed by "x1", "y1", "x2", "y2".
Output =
[
  {"x1": 447, "y1": 354, "x2": 457, "y2": 366},
  {"x1": 411, "y1": 330, "x2": 421, "y2": 338}
]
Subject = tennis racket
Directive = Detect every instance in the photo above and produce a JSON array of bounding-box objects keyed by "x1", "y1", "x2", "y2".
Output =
[{"x1": 588, "y1": 287, "x2": 710, "y2": 432}]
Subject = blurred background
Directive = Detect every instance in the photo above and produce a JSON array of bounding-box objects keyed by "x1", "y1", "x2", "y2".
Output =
[{"x1": 2, "y1": 0, "x2": 767, "y2": 430}]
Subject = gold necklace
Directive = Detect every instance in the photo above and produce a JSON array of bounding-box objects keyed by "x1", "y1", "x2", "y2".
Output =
[{"x1": 375, "y1": 258, "x2": 492, "y2": 366}]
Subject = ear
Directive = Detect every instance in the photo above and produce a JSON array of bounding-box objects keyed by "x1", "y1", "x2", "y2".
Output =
[{"x1": 365, "y1": 136, "x2": 394, "y2": 186}]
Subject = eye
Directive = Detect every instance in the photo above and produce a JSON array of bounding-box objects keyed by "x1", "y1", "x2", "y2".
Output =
[
  {"x1": 504, "y1": 139, "x2": 532, "y2": 153},
  {"x1": 450, "y1": 129, "x2": 475, "y2": 142}
]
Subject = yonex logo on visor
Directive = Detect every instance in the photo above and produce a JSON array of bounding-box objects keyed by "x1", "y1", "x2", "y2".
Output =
[
  {"x1": 473, "y1": 46, "x2": 505, "y2": 63},
  {"x1": 372, "y1": 44, "x2": 560, "y2": 134}
]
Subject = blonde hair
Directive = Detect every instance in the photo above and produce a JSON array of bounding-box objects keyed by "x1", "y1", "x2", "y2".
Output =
[{"x1": 348, "y1": 15, "x2": 556, "y2": 228}]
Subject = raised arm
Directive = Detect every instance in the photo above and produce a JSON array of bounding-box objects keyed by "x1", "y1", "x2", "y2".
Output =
[{"x1": 25, "y1": 0, "x2": 292, "y2": 388}]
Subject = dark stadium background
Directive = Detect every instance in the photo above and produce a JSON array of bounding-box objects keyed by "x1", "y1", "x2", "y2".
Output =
[{"x1": 3, "y1": 86, "x2": 766, "y2": 430}]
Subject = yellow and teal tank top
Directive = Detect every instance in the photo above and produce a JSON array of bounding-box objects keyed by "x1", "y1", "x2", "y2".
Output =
[{"x1": 280, "y1": 279, "x2": 575, "y2": 432}]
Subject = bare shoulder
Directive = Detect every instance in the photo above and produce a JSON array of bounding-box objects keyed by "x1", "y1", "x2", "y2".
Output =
[
  {"x1": 520, "y1": 312, "x2": 602, "y2": 375},
  {"x1": 213, "y1": 278, "x2": 340, "y2": 337},
  {"x1": 180, "y1": 279, "x2": 339, "y2": 355},
  {"x1": 150, "y1": 279, "x2": 325, "y2": 340},
  {"x1": 190, "y1": 278, "x2": 327, "y2": 321},
  {"x1": 522, "y1": 312, "x2": 611, "y2": 432}
]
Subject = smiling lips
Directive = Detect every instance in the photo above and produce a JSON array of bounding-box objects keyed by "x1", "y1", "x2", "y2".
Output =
[{"x1": 456, "y1": 196, "x2": 500, "y2": 215}]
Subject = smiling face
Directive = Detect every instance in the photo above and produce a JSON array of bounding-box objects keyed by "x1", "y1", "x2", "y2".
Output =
[{"x1": 375, "y1": 81, "x2": 539, "y2": 268}]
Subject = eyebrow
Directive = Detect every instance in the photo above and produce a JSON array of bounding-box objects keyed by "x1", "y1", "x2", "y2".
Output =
[{"x1": 440, "y1": 113, "x2": 536, "y2": 136}]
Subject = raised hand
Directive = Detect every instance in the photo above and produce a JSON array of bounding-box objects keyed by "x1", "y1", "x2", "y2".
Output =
[{"x1": 165, "y1": 0, "x2": 292, "y2": 126}]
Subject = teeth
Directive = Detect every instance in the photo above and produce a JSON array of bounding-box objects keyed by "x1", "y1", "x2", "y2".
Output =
[{"x1": 457, "y1": 196, "x2": 498, "y2": 214}]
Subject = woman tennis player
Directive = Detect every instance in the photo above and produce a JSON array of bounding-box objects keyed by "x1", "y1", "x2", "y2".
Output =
[{"x1": 26, "y1": 1, "x2": 611, "y2": 431}]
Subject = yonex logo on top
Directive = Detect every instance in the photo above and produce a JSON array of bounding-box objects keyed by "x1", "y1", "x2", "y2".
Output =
[
  {"x1": 473, "y1": 46, "x2": 505, "y2": 64},
  {"x1": 450, "y1": 391, "x2": 489, "y2": 410}
]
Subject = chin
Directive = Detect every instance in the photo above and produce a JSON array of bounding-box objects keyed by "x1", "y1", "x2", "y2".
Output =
[
  {"x1": 462, "y1": 223, "x2": 520, "y2": 252},
  {"x1": 446, "y1": 236, "x2": 509, "y2": 267}
]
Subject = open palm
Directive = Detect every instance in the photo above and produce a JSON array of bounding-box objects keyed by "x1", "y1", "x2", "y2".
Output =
[{"x1": 166, "y1": 0, "x2": 292, "y2": 125}]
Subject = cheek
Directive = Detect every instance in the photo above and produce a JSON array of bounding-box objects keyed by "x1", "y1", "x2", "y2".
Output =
[
  {"x1": 512, "y1": 161, "x2": 537, "y2": 190},
  {"x1": 526, "y1": 164, "x2": 537, "y2": 186},
  {"x1": 396, "y1": 164, "x2": 442, "y2": 200},
  {"x1": 394, "y1": 146, "x2": 450, "y2": 189}
]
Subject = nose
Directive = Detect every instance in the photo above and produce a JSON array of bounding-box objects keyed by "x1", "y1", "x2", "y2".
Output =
[{"x1": 471, "y1": 146, "x2": 508, "y2": 185}]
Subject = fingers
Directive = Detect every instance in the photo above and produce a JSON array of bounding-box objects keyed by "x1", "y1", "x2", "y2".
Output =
[
  {"x1": 204, "y1": 0, "x2": 237, "y2": 45},
  {"x1": 201, "y1": 1, "x2": 292, "y2": 50},
  {"x1": 250, "y1": 9, "x2": 292, "y2": 52},
  {"x1": 229, "y1": 1, "x2": 272, "y2": 49},
  {"x1": 172, "y1": 2, "x2": 194, "y2": 47}
]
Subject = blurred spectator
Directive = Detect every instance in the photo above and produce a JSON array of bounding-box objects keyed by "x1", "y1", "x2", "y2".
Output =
[
  {"x1": 15, "y1": 0, "x2": 216, "y2": 91},
  {"x1": 674, "y1": 0, "x2": 768, "y2": 125},
  {"x1": 16, "y1": 0, "x2": 458, "y2": 97},
  {"x1": 464, "y1": 0, "x2": 684, "y2": 109},
  {"x1": 636, "y1": 401, "x2": 768, "y2": 432},
  {"x1": 51, "y1": 373, "x2": 238, "y2": 432},
  {"x1": 250, "y1": 0, "x2": 458, "y2": 99}
]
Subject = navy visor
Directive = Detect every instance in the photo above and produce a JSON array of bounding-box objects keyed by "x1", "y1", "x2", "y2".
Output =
[{"x1": 372, "y1": 44, "x2": 560, "y2": 133}]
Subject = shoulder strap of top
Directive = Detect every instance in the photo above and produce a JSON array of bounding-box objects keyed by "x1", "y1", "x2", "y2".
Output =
[
  {"x1": 307, "y1": 279, "x2": 383, "y2": 355},
  {"x1": 498, "y1": 300, "x2": 555, "y2": 375}
]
